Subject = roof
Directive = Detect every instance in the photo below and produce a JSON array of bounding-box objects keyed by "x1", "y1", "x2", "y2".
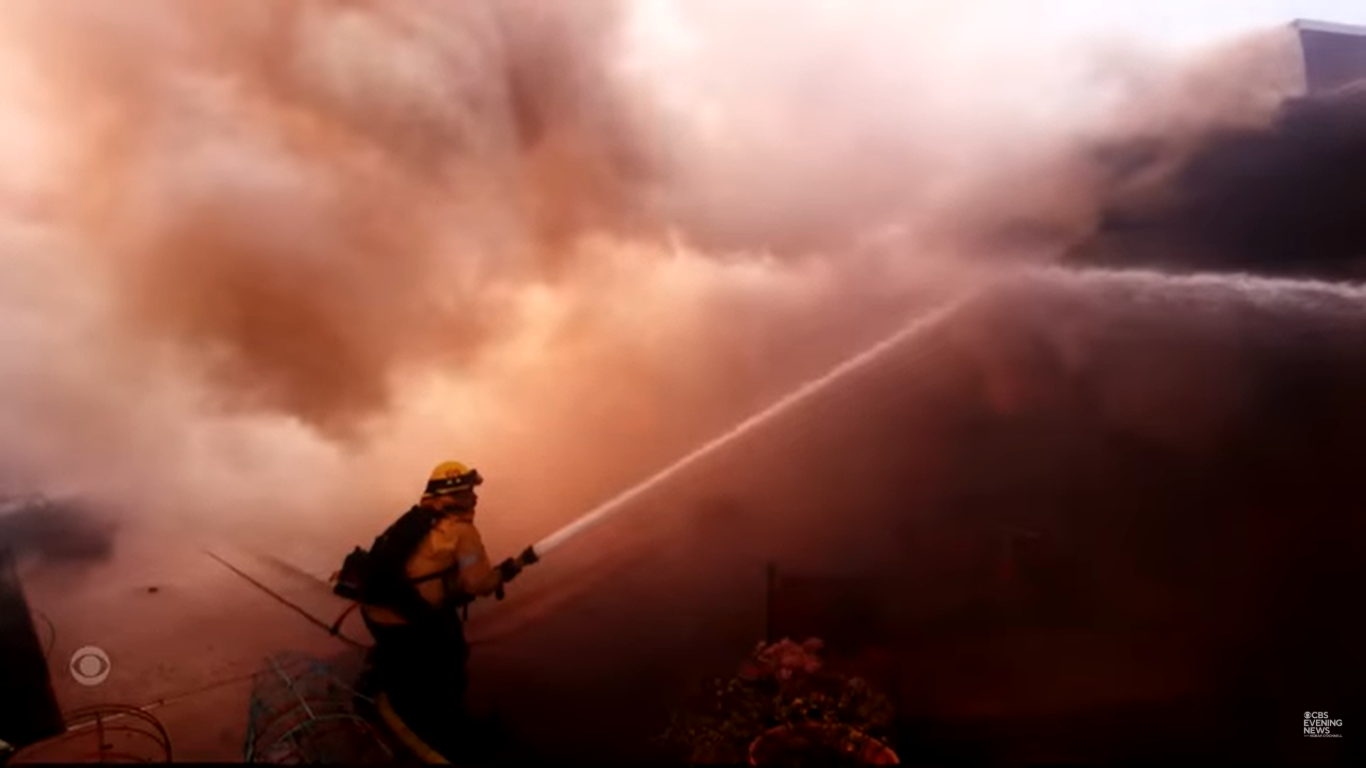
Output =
[{"x1": 1292, "y1": 18, "x2": 1366, "y2": 37}]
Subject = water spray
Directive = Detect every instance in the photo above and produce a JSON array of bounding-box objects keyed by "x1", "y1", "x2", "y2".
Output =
[{"x1": 522, "y1": 292, "x2": 976, "y2": 562}]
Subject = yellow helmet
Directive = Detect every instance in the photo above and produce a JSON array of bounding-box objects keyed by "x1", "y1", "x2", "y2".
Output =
[{"x1": 423, "y1": 460, "x2": 483, "y2": 500}]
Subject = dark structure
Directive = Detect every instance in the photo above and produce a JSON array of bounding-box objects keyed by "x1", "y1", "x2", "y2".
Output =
[
  {"x1": 0, "y1": 497, "x2": 115, "y2": 566},
  {"x1": 465, "y1": 269, "x2": 1366, "y2": 765},
  {"x1": 0, "y1": 548, "x2": 65, "y2": 754},
  {"x1": 1070, "y1": 18, "x2": 1366, "y2": 280},
  {"x1": 1294, "y1": 19, "x2": 1366, "y2": 95}
]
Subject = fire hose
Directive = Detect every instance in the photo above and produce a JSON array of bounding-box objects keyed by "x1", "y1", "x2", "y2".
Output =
[
  {"x1": 208, "y1": 294, "x2": 969, "y2": 645},
  {"x1": 518, "y1": 294, "x2": 970, "y2": 565}
]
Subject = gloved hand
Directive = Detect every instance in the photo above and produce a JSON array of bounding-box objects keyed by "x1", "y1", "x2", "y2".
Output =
[
  {"x1": 495, "y1": 546, "x2": 539, "y2": 582},
  {"x1": 496, "y1": 557, "x2": 523, "y2": 584},
  {"x1": 517, "y1": 546, "x2": 539, "y2": 567}
]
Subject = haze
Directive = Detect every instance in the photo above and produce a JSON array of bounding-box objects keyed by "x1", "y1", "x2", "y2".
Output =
[{"x1": 0, "y1": 0, "x2": 1344, "y2": 558}]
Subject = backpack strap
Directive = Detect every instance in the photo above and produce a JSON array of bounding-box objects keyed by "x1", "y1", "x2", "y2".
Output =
[
  {"x1": 363, "y1": 506, "x2": 480, "y2": 626},
  {"x1": 408, "y1": 563, "x2": 460, "y2": 586},
  {"x1": 394, "y1": 522, "x2": 476, "y2": 626}
]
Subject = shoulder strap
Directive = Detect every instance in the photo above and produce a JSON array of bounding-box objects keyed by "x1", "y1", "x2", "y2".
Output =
[
  {"x1": 409, "y1": 562, "x2": 461, "y2": 586},
  {"x1": 380, "y1": 508, "x2": 474, "y2": 624},
  {"x1": 362, "y1": 507, "x2": 440, "y2": 621}
]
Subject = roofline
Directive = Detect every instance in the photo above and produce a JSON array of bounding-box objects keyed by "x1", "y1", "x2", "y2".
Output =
[{"x1": 1292, "y1": 18, "x2": 1366, "y2": 37}]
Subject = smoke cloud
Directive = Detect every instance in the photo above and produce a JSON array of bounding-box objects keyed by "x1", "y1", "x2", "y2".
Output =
[
  {"x1": 0, "y1": 496, "x2": 116, "y2": 566},
  {"x1": 1072, "y1": 85, "x2": 1366, "y2": 278},
  {"x1": 0, "y1": 0, "x2": 1340, "y2": 555}
]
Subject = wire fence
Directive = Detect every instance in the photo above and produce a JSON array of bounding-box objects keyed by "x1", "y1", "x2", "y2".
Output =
[
  {"x1": 244, "y1": 651, "x2": 392, "y2": 764},
  {"x1": 9, "y1": 705, "x2": 172, "y2": 764}
]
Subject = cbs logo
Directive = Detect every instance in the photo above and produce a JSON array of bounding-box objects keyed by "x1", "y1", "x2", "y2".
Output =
[{"x1": 69, "y1": 646, "x2": 112, "y2": 686}]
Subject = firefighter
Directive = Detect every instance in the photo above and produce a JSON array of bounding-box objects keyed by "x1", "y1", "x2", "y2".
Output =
[{"x1": 359, "y1": 461, "x2": 536, "y2": 760}]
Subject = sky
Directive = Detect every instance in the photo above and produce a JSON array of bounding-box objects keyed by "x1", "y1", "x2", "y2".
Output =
[
  {"x1": 639, "y1": 1, "x2": 1366, "y2": 39},
  {"x1": 1053, "y1": 0, "x2": 1366, "y2": 45}
]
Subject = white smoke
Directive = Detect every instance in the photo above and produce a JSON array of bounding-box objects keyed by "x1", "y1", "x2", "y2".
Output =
[{"x1": 0, "y1": 0, "x2": 1320, "y2": 554}]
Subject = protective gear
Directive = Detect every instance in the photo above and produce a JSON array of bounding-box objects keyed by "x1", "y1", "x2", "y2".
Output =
[
  {"x1": 342, "y1": 506, "x2": 461, "y2": 625},
  {"x1": 494, "y1": 546, "x2": 539, "y2": 584},
  {"x1": 357, "y1": 462, "x2": 545, "y2": 761},
  {"x1": 422, "y1": 461, "x2": 483, "y2": 501},
  {"x1": 496, "y1": 557, "x2": 522, "y2": 584},
  {"x1": 364, "y1": 613, "x2": 470, "y2": 761},
  {"x1": 490, "y1": 546, "x2": 539, "y2": 601}
]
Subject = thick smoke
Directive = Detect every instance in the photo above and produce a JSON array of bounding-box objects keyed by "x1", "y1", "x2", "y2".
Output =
[
  {"x1": 0, "y1": 496, "x2": 115, "y2": 566},
  {"x1": 4, "y1": 4, "x2": 1363, "y2": 759},
  {"x1": 2, "y1": 0, "x2": 656, "y2": 430},
  {"x1": 452, "y1": 266, "x2": 1366, "y2": 763},
  {"x1": 0, "y1": 0, "x2": 684, "y2": 538},
  {"x1": 0, "y1": 0, "x2": 1329, "y2": 554},
  {"x1": 1073, "y1": 86, "x2": 1366, "y2": 278}
]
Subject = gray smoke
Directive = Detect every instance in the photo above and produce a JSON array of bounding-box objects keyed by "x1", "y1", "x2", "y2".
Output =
[{"x1": 0, "y1": 0, "x2": 1332, "y2": 550}]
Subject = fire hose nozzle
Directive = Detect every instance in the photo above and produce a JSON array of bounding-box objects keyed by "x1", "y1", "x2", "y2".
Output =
[{"x1": 519, "y1": 546, "x2": 540, "y2": 566}]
